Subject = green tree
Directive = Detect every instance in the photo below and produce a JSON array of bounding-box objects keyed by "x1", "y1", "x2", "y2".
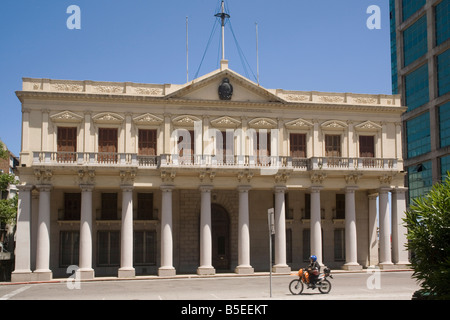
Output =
[
  {"x1": 0, "y1": 174, "x2": 19, "y2": 226},
  {"x1": 404, "y1": 173, "x2": 450, "y2": 300}
]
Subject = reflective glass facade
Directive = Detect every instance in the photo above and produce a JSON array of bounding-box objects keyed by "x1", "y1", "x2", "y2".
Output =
[
  {"x1": 440, "y1": 102, "x2": 450, "y2": 147},
  {"x1": 437, "y1": 49, "x2": 450, "y2": 96},
  {"x1": 407, "y1": 112, "x2": 431, "y2": 158},
  {"x1": 405, "y1": 63, "x2": 429, "y2": 111},
  {"x1": 390, "y1": 0, "x2": 398, "y2": 94},
  {"x1": 436, "y1": 0, "x2": 450, "y2": 46},
  {"x1": 441, "y1": 155, "x2": 450, "y2": 180},
  {"x1": 402, "y1": 0, "x2": 426, "y2": 21},
  {"x1": 403, "y1": 15, "x2": 428, "y2": 66},
  {"x1": 408, "y1": 161, "x2": 433, "y2": 200}
]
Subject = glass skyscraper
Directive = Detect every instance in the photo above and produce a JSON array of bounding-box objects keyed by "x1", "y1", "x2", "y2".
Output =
[{"x1": 390, "y1": 0, "x2": 450, "y2": 203}]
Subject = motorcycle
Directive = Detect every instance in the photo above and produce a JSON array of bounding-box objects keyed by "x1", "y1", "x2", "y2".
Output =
[{"x1": 289, "y1": 267, "x2": 333, "y2": 295}]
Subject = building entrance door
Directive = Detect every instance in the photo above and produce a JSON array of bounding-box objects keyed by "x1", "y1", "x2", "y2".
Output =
[{"x1": 211, "y1": 204, "x2": 230, "y2": 271}]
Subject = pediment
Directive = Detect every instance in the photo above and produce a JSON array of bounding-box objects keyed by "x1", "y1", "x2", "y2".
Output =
[
  {"x1": 285, "y1": 118, "x2": 313, "y2": 129},
  {"x1": 133, "y1": 113, "x2": 163, "y2": 125},
  {"x1": 166, "y1": 68, "x2": 284, "y2": 104},
  {"x1": 248, "y1": 117, "x2": 277, "y2": 129},
  {"x1": 210, "y1": 116, "x2": 241, "y2": 128},
  {"x1": 50, "y1": 111, "x2": 83, "y2": 123},
  {"x1": 355, "y1": 120, "x2": 382, "y2": 131},
  {"x1": 172, "y1": 115, "x2": 202, "y2": 127},
  {"x1": 92, "y1": 112, "x2": 124, "y2": 124},
  {"x1": 321, "y1": 120, "x2": 348, "y2": 130}
]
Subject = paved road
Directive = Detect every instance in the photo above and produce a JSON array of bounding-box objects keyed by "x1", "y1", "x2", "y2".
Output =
[{"x1": 0, "y1": 271, "x2": 419, "y2": 301}]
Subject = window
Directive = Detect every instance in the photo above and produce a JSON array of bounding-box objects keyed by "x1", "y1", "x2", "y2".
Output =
[
  {"x1": 216, "y1": 130, "x2": 234, "y2": 164},
  {"x1": 304, "y1": 194, "x2": 311, "y2": 219},
  {"x1": 138, "y1": 129, "x2": 157, "y2": 155},
  {"x1": 402, "y1": 0, "x2": 425, "y2": 22},
  {"x1": 360, "y1": 135, "x2": 375, "y2": 167},
  {"x1": 64, "y1": 193, "x2": 81, "y2": 220},
  {"x1": 403, "y1": 15, "x2": 427, "y2": 67},
  {"x1": 437, "y1": 49, "x2": 450, "y2": 97},
  {"x1": 335, "y1": 194, "x2": 345, "y2": 219},
  {"x1": 436, "y1": 0, "x2": 450, "y2": 46},
  {"x1": 439, "y1": 102, "x2": 450, "y2": 148},
  {"x1": 97, "y1": 231, "x2": 120, "y2": 266},
  {"x1": 290, "y1": 133, "x2": 306, "y2": 158},
  {"x1": 441, "y1": 155, "x2": 450, "y2": 181},
  {"x1": 408, "y1": 161, "x2": 433, "y2": 200},
  {"x1": 256, "y1": 130, "x2": 271, "y2": 165},
  {"x1": 405, "y1": 64, "x2": 429, "y2": 112},
  {"x1": 302, "y1": 229, "x2": 310, "y2": 262},
  {"x1": 101, "y1": 193, "x2": 118, "y2": 220},
  {"x1": 178, "y1": 130, "x2": 194, "y2": 164},
  {"x1": 98, "y1": 128, "x2": 118, "y2": 163},
  {"x1": 57, "y1": 127, "x2": 77, "y2": 162},
  {"x1": 407, "y1": 112, "x2": 431, "y2": 158},
  {"x1": 286, "y1": 229, "x2": 292, "y2": 264},
  {"x1": 137, "y1": 193, "x2": 154, "y2": 220},
  {"x1": 325, "y1": 135, "x2": 341, "y2": 157},
  {"x1": 60, "y1": 231, "x2": 79, "y2": 267},
  {"x1": 334, "y1": 229, "x2": 345, "y2": 261},
  {"x1": 134, "y1": 231, "x2": 157, "y2": 265}
]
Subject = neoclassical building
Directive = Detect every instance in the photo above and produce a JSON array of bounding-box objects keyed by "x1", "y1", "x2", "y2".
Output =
[{"x1": 12, "y1": 61, "x2": 410, "y2": 281}]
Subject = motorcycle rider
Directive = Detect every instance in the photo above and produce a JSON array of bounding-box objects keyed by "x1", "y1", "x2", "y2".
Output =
[{"x1": 307, "y1": 255, "x2": 320, "y2": 288}]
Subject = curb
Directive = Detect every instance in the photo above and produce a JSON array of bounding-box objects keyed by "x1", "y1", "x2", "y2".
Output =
[{"x1": 0, "y1": 269, "x2": 413, "y2": 286}]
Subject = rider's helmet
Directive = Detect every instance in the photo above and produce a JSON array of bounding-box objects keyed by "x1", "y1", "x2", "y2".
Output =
[{"x1": 310, "y1": 255, "x2": 317, "y2": 262}]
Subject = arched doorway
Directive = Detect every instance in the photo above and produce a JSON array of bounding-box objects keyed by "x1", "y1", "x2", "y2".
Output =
[{"x1": 211, "y1": 204, "x2": 230, "y2": 271}]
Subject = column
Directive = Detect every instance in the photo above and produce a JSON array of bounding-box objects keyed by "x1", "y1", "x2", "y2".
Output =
[
  {"x1": 78, "y1": 184, "x2": 94, "y2": 279},
  {"x1": 368, "y1": 193, "x2": 379, "y2": 266},
  {"x1": 343, "y1": 186, "x2": 362, "y2": 270},
  {"x1": 34, "y1": 184, "x2": 53, "y2": 281},
  {"x1": 197, "y1": 185, "x2": 215, "y2": 275},
  {"x1": 11, "y1": 185, "x2": 33, "y2": 282},
  {"x1": 310, "y1": 186, "x2": 323, "y2": 266},
  {"x1": 391, "y1": 187, "x2": 410, "y2": 267},
  {"x1": 159, "y1": 185, "x2": 176, "y2": 276},
  {"x1": 273, "y1": 186, "x2": 290, "y2": 273},
  {"x1": 378, "y1": 187, "x2": 394, "y2": 269},
  {"x1": 235, "y1": 185, "x2": 253, "y2": 274},
  {"x1": 118, "y1": 185, "x2": 135, "y2": 278}
]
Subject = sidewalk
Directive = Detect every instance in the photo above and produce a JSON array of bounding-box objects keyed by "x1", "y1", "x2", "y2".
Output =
[{"x1": 0, "y1": 268, "x2": 413, "y2": 286}]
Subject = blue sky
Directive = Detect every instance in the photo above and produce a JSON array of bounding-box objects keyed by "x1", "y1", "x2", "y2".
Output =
[{"x1": 0, "y1": 0, "x2": 391, "y2": 156}]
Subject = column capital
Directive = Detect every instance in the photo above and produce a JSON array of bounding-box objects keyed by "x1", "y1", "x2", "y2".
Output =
[
  {"x1": 309, "y1": 185, "x2": 323, "y2": 193},
  {"x1": 17, "y1": 184, "x2": 34, "y2": 192},
  {"x1": 36, "y1": 184, "x2": 52, "y2": 192},
  {"x1": 391, "y1": 187, "x2": 408, "y2": 194},
  {"x1": 379, "y1": 187, "x2": 391, "y2": 194},
  {"x1": 199, "y1": 185, "x2": 213, "y2": 193},
  {"x1": 160, "y1": 185, "x2": 175, "y2": 192},
  {"x1": 274, "y1": 185, "x2": 287, "y2": 193},
  {"x1": 80, "y1": 184, "x2": 94, "y2": 192},
  {"x1": 344, "y1": 186, "x2": 359, "y2": 193},
  {"x1": 237, "y1": 185, "x2": 251, "y2": 192},
  {"x1": 120, "y1": 184, "x2": 134, "y2": 192}
]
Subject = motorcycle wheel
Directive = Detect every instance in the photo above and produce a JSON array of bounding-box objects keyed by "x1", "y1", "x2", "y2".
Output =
[
  {"x1": 318, "y1": 279, "x2": 331, "y2": 294},
  {"x1": 289, "y1": 279, "x2": 304, "y2": 295}
]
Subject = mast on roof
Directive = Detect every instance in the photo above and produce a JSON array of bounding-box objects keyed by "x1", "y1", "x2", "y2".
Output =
[{"x1": 215, "y1": 1, "x2": 230, "y2": 61}]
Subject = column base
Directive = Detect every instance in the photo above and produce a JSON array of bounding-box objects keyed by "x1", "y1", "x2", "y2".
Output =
[
  {"x1": 378, "y1": 262, "x2": 395, "y2": 270},
  {"x1": 32, "y1": 270, "x2": 53, "y2": 281},
  {"x1": 235, "y1": 265, "x2": 254, "y2": 275},
  {"x1": 342, "y1": 263, "x2": 362, "y2": 271},
  {"x1": 11, "y1": 270, "x2": 32, "y2": 283},
  {"x1": 158, "y1": 267, "x2": 176, "y2": 277},
  {"x1": 118, "y1": 267, "x2": 135, "y2": 278},
  {"x1": 272, "y1": 264, "x2": 291, "y2": 273},
  {"x1": 78, "y1": 268, "x2": 95, "y2": 280},
  {"x1": 197, "y1": 266, "x2": 216, "y2": 275}
]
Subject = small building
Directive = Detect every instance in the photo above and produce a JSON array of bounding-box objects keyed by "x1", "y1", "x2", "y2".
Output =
[{"x1": 11, "y1": 61, "x2": 409, "y2": 281}]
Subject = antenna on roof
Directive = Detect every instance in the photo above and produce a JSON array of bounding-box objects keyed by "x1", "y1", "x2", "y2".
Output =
[
  {"x1": 215, "y1": 0, "x2": 230, "y2": 61},
  {"x1": 256, "y1": 22, "x2": 260, "y2": 85}
]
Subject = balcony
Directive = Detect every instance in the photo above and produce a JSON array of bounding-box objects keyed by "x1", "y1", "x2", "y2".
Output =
[{"x1": 32, "y1": 151, "x2": 399, "y2": 172}]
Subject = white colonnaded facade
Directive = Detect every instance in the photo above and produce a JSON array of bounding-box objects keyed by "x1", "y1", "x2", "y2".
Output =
[{"x1": 11, "y1": 61, "x2": 410, "y2": 281}]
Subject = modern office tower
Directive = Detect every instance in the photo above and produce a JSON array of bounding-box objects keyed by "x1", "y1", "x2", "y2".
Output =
[{"x1": 390, "y1": 0, "x2": 450, "y2": 203}]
